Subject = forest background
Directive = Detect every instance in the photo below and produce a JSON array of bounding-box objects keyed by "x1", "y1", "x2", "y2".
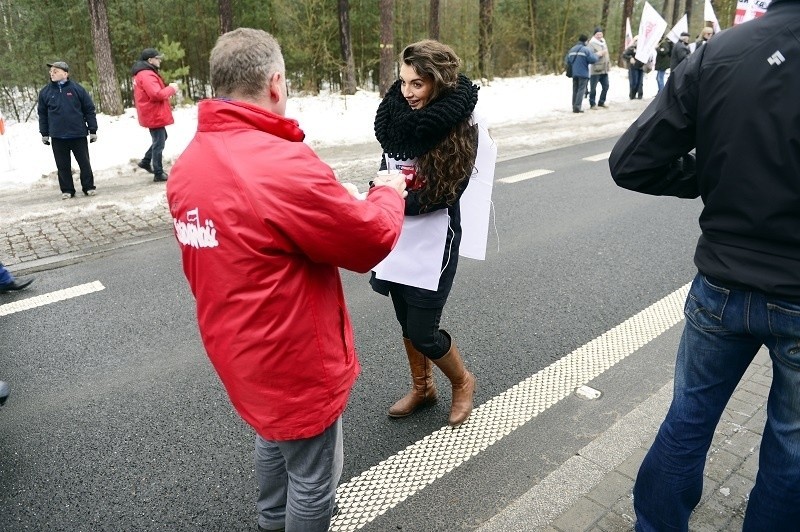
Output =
[{"x1": 0, "y1": 0, "x2": 739, "y2": 122}]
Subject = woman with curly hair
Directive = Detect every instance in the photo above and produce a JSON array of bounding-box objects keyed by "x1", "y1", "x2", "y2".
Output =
[{"x1": 371, "y1": 39, "x2": 483, "y2": 428}]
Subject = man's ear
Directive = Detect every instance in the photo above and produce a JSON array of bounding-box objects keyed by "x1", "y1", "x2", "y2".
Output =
[{"x1": 269, "y1": 72, "x2": 283, "y2": 103}]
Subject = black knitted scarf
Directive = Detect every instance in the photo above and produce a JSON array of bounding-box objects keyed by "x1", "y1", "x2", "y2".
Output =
[{"x1": 374, "y1": 74, "x2": 479, "y2": 160}]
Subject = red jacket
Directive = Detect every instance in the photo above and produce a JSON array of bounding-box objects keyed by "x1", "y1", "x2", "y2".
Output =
[
  {"x1": 132, "y1": 63, "x2": 176, "y2": 128},
  {"x1": 167, "y1": 99, "x2": 404, "y2": 440}
]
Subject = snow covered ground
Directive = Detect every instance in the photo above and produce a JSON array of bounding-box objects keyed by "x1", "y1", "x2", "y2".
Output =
[{"x1": 0, "y1": 67, "x2": 655, "y2": 193}]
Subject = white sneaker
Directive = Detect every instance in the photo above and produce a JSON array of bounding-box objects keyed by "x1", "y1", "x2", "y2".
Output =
[
  {"x1": 61, "y1": 193, "x2": 72, "y2": 200},
  {"x1": 86, "y1": 190, "x2": 97, "y2": 196}
]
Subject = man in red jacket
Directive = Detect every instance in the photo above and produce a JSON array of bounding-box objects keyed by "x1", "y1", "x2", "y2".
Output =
[
  {"x1": 167, "y1": 28, "x2": 406, "y2": 532},
  {"x1": 132, "y1": 48, "x2": 179, "y2": 182}
]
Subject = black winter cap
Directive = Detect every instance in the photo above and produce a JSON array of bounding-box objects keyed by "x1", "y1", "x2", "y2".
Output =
[{"x1": 140, "y1": 48, "x2": 163, "y2": 60}]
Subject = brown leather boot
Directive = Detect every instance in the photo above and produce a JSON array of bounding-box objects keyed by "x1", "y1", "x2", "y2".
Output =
[
  {"x1": 431, "y1": 332, "x2": 475, "y2": 427},
  {"x1": 387, "y1": 338, "x2": 438, "y2": 418}
]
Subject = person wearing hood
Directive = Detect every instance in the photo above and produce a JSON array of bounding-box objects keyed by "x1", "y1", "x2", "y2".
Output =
[
  {"x1": 37, "y1": 61, "x2": 98, "y2": 199},
  {"x1": 587, "y1": 27, "x2": 610, "y2": 109},
  {"x1": 131, "y1": 48, "x2": 179, "y2": 182}
]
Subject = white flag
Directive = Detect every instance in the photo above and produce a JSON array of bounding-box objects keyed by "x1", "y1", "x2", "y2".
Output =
[
  {"x1": 735, "y1": 0, "x2": 772, "y2": 25},
  {"x1": 666, "y1": 14, "x2": 689, "y2": 43},
  {"x1": 635, "y1": 2, "x2": 668, "y2": 64},
  {"x1": 625, "y1": 17, "x2": 634, "y2": 49},
  {"x1": 704, "y1": 0, "x2": 721, "y2": 33}
]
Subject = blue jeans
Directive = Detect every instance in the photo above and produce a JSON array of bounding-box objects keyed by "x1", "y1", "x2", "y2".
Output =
[
  {"x1": 589, "y1": 73, "x2": 609, "y2": 106},
  {"x1": 656, "y1": 70, "x2": 666, "y2": 93},
  {"x1": 634, "y1": 273, "x2": 800, "y2": 531},
  {"x1": 255, "y1": 417, "x2": 342, "y2": 532},
  {"x1": 142, "y1": 127, "x2": 168, "y2": 174},
  {"x1": 0, "y1": 262, "x2": 13, "y2": 285},
  {"x1": 628, "y1": 68, "x2": 643, "y2": 98}
]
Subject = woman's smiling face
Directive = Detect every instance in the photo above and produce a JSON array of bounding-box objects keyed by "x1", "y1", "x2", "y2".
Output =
[{"x1": 399, "y1": 63, "x2": 433, "y2": 110}]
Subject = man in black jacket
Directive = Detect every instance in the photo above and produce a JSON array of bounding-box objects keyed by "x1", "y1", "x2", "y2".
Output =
[
  {"x1": 609, "y1": 1, "x2": 800, "y2": 530},
  {"x1": 669, "y1": 31, "x2": 691, "y2": 71},
  {"x1": 38, "y1": 61, "x2": 98, "y2": 199}
]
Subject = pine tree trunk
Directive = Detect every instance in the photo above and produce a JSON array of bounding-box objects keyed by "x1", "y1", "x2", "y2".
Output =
[
  {"x1": 429, "y1": 0, "x2": 440, "y2": 41},
  {"x1": 601, "y1": 0, "x2": 611, "y2": 34},
  {"x1": 338, "y1": 0, "x2": 357, "y2": 95},
  {"x1": 478, "y1": 0, "x2": 494, "y2": 79},
  {"x1": 379, "y1": 0, "x2": 394, "y2": 97},
  {"x1": 686, "y1": 0, "x2": 693, "y2": 30},
  {"x1": 528, "y1": 0, "x2": 537, "y2": 74},
  {"x1": 218, "y1": 0, "x2": 233, "y2": 35},
  {"x1": 661, "y1": 0, "x2": 675, "y2": 23},
  {"x1": 87, "y1": 0, "x2": 123, "y2": 115},
  {"x1": 620, "y1": 0, "x2": 635, "y2": 67}
]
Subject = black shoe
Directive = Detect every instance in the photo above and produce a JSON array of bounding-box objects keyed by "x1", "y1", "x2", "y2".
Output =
[
  {"x1": 153, "y1": 172, "x2": 168, "y2": 182},
  {"x1": 138, "y1": 161, "x2": 154, "y2": 173},
  {"x1": 598, "y1": 103, "x2": 607, "y2": 108},
  {"x1": 573, "y1": 109, "x2": 584, "y2": 113},
  {"x1": 0, "y1": 278, "x2": 34, "y2": 293},
  {"x1": 0, "y1": 381, "x2": 9, "y2": 406}
]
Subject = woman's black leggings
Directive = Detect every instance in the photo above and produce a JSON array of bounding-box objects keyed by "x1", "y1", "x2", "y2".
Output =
[{"x1": 389, "y1": 286, "x2": 450, "y2": 360}]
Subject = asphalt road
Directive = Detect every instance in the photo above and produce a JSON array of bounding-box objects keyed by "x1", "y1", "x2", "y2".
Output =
[{"x1": 0, "y1": 136, "x2": 703, "y2": 531}]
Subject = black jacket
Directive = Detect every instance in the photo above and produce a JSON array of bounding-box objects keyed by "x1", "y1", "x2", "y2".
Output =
[
  {"x1": 622, "y1": 45, "x2": 644, "y2": 70},
  {"x1": 609, "y1": 0, "x2": 800, "y2": 300},
  {"x1": 669, "y1": 40, "x2": 691, "y2": 71},
  {"x1": 37, "y1": 79, "x2": 98, "y2": 138},
  {"x1": 655, "y1": 40, "x2": 672, "y2": 71}
]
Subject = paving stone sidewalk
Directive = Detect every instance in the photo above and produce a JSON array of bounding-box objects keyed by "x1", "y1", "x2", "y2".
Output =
[{"x1": 480, "y1": 348, "x2": 771, "y2": 532}]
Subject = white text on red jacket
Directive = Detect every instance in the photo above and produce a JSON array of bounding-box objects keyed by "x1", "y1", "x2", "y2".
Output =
[{"x1": 174, "y1": 208, "x2": 219, "y2": 248}]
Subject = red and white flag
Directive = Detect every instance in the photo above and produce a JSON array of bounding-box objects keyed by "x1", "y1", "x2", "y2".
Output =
[
  {"x1": 625, "y1": 17, "x2": 634, "y2": 49},
  {"x1": 735, "y1": 0, "x2": 771, "y2": 25},
  {"x1": 705, "y1": 0, "x2": 721, "y2": 33},
  {"x1": 635, "y1": 2, "x2": 668, "y2": 64},
  {"x1": 666, "y1": 14, "x2": 689, "y2": 43}
]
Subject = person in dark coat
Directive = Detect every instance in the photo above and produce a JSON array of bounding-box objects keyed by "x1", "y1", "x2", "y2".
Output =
[
  {"x1": 564, "y1": 34, "x2": 599, "y2": 113},
  {"x1": 37, "y1": 61, "x2": 98, "y2": 199},
  {"x1": 609, "y1": 1, "x2": 800, "y2": 529},
  {"x1": 622, "y1": 37, "x2": 644, "y2": 99},
  {"x1": 670, "y1": 32, "x2": 691, "y2": 71},
  {"x1": 654, "y1": 37, "x2": 672, "y2": 92}
]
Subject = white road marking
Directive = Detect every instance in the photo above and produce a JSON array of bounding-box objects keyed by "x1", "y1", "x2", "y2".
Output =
[
  {"x1": 583, "y1": 151, "x2": 611, "y2": 162},
  {"x1": 0, "y1": 281, "x2": 105, "y2": 317},
  {"x1": 498, "y1": 169, "x2": 553, "y2": 184},
  {"x1": 331, "y1": 282, "x2": 690, "y2": 531}
]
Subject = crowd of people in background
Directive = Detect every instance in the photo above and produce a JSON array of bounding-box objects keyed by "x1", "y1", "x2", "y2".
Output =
[
  {"x1": 35, "y1": 47, "x2": 180, "y2": 200},
  {"x1": 565, "y1": 22, "x2": 714, "y2": 111}
]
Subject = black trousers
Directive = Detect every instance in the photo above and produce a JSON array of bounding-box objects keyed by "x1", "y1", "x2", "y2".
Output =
[
  {"x1": 388, "y1": 286, "x2": 450, "y2": 360},
  {"x1": 52, "y1": 137, "x2": 95, "y2": 194}
]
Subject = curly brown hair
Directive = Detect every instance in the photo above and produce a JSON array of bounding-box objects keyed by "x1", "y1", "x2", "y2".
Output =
[
  {"x1": 401, "y1": 40, "x2": 478, "y2": 210},
  {"x1": 416, "y1": 120, "x2": 478, "y2": 209}
]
